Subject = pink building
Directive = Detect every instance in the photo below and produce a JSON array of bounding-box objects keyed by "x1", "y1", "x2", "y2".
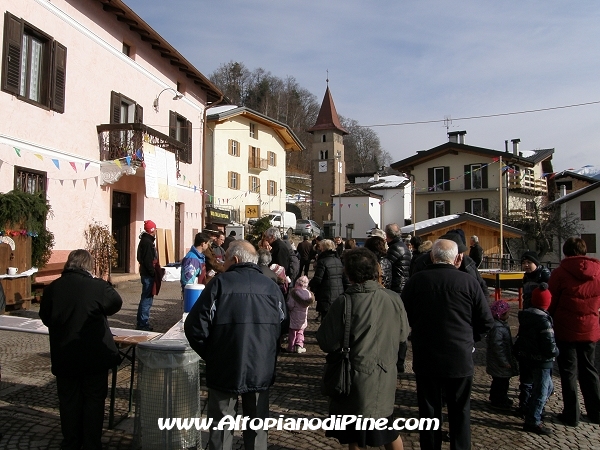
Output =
[{"x1": 0, "y1": 0, "x2": 223, "y2": 273}]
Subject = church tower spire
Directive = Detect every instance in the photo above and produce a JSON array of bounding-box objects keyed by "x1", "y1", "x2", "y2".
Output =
[{"x1": 307, "y1": 85, "x2": 347, "y2": 232}]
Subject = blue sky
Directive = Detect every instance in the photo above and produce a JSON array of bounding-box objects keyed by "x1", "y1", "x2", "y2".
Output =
[{"x1": 124, "y1": 0, "x2": 600, "y2": 172}]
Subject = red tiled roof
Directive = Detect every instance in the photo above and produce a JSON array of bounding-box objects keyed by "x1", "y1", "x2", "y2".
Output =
[{"x1": 307, "y1": 87, "x2": 348, "y2": 135}]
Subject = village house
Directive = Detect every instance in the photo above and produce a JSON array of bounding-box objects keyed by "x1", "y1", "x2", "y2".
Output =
[
  {"x1": 545, "y1": 180, "x2": 600, "y2": 258},
  {"x1": 0, "y1": 0, "x2": 223, "y2": 272},
  {"x1": 204, "y1": 105, "x2": 304, "y2": 230},
  {"x1": 391, "y1": 131, "x2": 554, "y2": 224}
]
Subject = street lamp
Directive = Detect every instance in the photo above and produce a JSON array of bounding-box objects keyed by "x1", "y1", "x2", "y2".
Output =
[
  {"x1": 336, "y1": 151, "x2": 342, "y2": 236},
  {"x1": 153, "y1": 87, "x2": 183, "y2": 112}
]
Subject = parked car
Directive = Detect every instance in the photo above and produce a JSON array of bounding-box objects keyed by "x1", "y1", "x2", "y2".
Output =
[{"x1": 295, "y1": 219, "x2": 322, "y2": 237}]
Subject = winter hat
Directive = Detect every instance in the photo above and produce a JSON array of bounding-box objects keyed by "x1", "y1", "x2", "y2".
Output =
[
  {"x1": 490, "y1": 300, "x2": 510, "y2": 319},
  {"x1": 438, "y1": 230, "x2": 468, "y2": 253},
  {"x1": 270, "y1": 264, "x2": 286, "y2": 279},
  {"x1": 370, "y1": 228, "x2": 386, "y2": 239},
  {"x1": 531, "y1": 282, "x2": 552, "y2": 310},
  {"x1": 452, "y1": 229, "x2": 467, "y2": 246},
  {"x1": 295, "y1": 275, "x2": 309, "y2": 289},
  {"x1": 144, "y1": 220, "x2": 157, "y2": 233},
  {"x1": 521, "y1": 251, "x2": 541, "y2": 266}
]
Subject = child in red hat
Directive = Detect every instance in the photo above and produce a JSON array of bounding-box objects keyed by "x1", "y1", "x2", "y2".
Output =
[{"x1": 514, "y1": 283, "x2": 559, "y2": 435}]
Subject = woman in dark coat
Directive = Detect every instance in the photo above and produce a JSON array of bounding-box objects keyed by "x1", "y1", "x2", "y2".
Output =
[
  {"x1": 364, "y1": 236, "x2": 392, "y2": 289},
  {"x1": 39, "y1": 249, "x2": 123, "y2": 450},
  {"x1": 309, "y1": 239, "x2": 346, "y2": 318},
  {"x1": 317, "y1": 248, "x2": 409, "y2": 449}
]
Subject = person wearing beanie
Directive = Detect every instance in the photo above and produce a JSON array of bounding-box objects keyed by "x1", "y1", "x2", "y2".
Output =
[
  {"x1": 136, "y1": 220, "x2": 158, "y2": 331},
  {"x1": 286, "y1": 276, "x2": 314, "y2": 353},
  {"x1": 487, "y1": 300, "x2": 517, "y2": 409},
  {"x1": 521, "y1": 251, "x2": 550, "y2": 309},
  {"x1": 548, "y1": 236, "x2": 600, "y2": 427},
  {"x1": 513, "y1": 282, "x2": 559, "y2": 435}
]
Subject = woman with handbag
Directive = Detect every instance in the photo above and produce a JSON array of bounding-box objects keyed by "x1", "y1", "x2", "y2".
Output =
[{"x1": 317, "y1": 248, "x2": 409, "y2": 450}]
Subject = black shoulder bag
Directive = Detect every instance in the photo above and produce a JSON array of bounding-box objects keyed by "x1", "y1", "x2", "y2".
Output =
[{"x1": 321, "y1": 294, "x2": 352, "y2": 397}]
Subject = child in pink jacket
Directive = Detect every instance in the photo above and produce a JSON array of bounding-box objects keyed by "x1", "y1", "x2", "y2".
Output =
[{"x1": 286, "y1": 276, "x2": 315, "y2": 353}]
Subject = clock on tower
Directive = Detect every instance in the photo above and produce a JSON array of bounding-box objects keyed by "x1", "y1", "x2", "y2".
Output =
[{"x1": 318, "y1": 161, "x2": 328, "y2": 172}]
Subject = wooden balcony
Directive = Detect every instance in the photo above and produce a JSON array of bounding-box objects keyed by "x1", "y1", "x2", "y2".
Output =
[
  {"x1": 248, "y1": 156, "x2": 268, "y2": 172},
  {"x1": 97, "y1": 123, "x2": 188, "y2": 165},
  {"x1": 508, "y1": 208, "x2": 549, "y2": 221},
  {"x1": 507, "y1": 173, "x2": 547, "y2": 195}
]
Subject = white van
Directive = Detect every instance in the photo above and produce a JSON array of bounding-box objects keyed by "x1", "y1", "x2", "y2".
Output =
[{"x1": 267, "y1": 211, "x2": 297, "y2": 237}]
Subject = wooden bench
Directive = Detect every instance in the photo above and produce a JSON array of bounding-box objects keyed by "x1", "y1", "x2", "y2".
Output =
[{"x1": 31, "y1": 262, "x2": 66, "y2": 301}]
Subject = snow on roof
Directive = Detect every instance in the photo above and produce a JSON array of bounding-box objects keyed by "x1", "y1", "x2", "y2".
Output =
[
  {"x1": 369, "y1": 175, "x2": 408, "y2": 188},
  {"x1": 207, "y1": 105, "x2": 239, "y2": 115},
  {"x1": 400, "y1": 214, "x2": 460, "y2": 234}
]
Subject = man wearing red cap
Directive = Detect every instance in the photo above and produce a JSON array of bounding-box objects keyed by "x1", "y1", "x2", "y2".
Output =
[{"x1": 136, "y1": 220, "x2": 157, "y2": 331}]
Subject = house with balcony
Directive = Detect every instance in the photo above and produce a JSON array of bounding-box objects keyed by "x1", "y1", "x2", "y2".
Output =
[
  {"x1": 204, "y1": 105, "x2": 304, "y2": 229},
  {"x1": 0, "y1": 0, "x2": 223, "y2": 272},
  {"x1": 390, "y1": 131, "x2": 554, "y2": 224}
]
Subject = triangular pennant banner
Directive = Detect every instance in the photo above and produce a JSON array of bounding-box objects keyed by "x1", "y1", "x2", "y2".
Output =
[
  {"x1": 126, "y1": 156, "x2": 131, "y2": 166},
  {"x1": 84, "y1": 162, "x2": 90, "y2": 171},
  {"x1": 52, "y1": 159, "x2": 60, "y2": 169},
  {"x1": 59, "y1": 180, "x2": 64, "y2": 186},
  {"x1": 72, "y1": 180, "x2": 77, "y2": 188},
  {"x1": 34, "y1": 154, "x2": 44, "y2": 161},
  {"x1": 114, "y1": 160, "x2": 121, "y2": 168},
  {"x1": 83, "y1": 179, "x2": 87, "y2": 189},
  {"x1": 70, "y1": 162, "x2": 77, "y2": 172},
  {"x1": 14, "y1": 148, "x2": 21, "y2": 157}
]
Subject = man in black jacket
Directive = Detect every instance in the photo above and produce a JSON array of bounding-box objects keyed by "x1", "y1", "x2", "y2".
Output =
[
  {"x1": 402, "y1": 239, "x2": 494, "y2": 450},
  {"x1": 412, "y1": 230, "x2": 488, "y2": 296},
  {"x1": 40, "y1": 249, "x2": 122, "y2": 450},
  {"x1": 185, "y1": 240, "x2": 285, "y2": 450},
  {"x1": 385, "y1": 223, "x2": 412, "y2": 372},
  {"x1": 469, "y1": 235, "x2": 484, "y2": 268},
  {"x1": 136, "y1": 220, "x2": 157, "y2": 331}
]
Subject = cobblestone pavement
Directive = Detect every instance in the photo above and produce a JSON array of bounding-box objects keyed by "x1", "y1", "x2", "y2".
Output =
[{"x1": 1, "y1": 277, "x2": 599, "y2": 449}]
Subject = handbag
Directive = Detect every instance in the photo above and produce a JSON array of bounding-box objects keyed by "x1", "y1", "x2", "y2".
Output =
[{"x1": 321, "y1": 294, "x2": 352, "y2": 397}]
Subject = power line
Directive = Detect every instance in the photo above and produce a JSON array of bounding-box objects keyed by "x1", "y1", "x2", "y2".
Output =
[
  {"x1": 143, "y1": 99, "x2": 600, "y2": 131},
  {"x1": 360, "y1": 100, "x2": 600, "y2": 128}
]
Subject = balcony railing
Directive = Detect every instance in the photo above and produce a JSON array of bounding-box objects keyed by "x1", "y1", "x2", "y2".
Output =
[
  {"x1": 97, "y1": 123, "x2": 188, "y2": 165},
  {"x1": 248, "y1": 156, "x2": 268, "y2": 172},
  {"x1": 507, "y1": 173, "x2": 547, "y2": 195}
]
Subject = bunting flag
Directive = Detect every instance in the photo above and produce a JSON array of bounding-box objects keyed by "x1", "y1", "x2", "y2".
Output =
[
  {"x1": 72, "y1": 180, "x2": 77, "y2": 188},
  {"x1": 83, "y1": 179, "x2": 87, "y2": 189},
  {"x1": 126, "y1": 156, "x2": 131, "y2": 166},
  {"x1": 59, "y1": 180, "x2": 64, "y2": 186},
  {"x1": 14, "y1": 147, "x2": 21, "y2": 157},
  {"x1": 70, "y1": 162, "x2": 77, "y2": 172},
  {"x1": 114, "y1": 160, "x2": 121, "y2": 168},
  {"x1": 84, "y1": 162, "x2": 90, "y2": 171},
  {"x1": 34, "y1": 154, "x2": 44, "y2": 161},
  {"x1": 52, "y1": 159, "x2": 60, "y2": 169}
]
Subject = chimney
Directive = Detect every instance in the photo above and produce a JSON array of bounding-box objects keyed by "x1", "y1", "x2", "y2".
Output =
[
  {"x1": 559, "y1": 185, "x2": 567, "y2": 198},
  {"x1": 512, "y1": 139, "x2": 520, "y2": 155},
  {"x1": 448, "y1": 130, "x2": 467, "y2": 144},
  {"x1": 505, "y1": 140, "x2": 509, "y2": 153},
  {"x1": 374, "y1": 173, "x2": 380, "y2": 182}
]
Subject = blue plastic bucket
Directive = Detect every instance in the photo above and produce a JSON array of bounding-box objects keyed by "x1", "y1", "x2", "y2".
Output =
[{"x1": 183, "y1": 284, "x2": 205, "y2": 312}]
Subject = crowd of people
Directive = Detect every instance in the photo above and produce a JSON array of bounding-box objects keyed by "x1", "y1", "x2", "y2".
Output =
[{"x1": 36, "y1": 221, "x2": 600, "y2": 450}]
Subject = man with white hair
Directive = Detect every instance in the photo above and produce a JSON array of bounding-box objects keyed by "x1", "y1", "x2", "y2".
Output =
[
  {"x1": 402, "y1": 239, "x2": 494, "y2": 450},
  {"x1": 185, "y1": 240, "x2": 286, "y2": 450}
]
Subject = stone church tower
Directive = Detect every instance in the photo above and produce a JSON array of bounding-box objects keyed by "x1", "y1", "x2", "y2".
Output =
[{"x1": 307, "y1": 86, "x2": 348, "y2": 228}]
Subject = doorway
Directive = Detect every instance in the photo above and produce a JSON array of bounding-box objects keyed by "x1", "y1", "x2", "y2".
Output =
[{"x1": 112, "y1": 191, "x2": 131, "y2": 272}]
